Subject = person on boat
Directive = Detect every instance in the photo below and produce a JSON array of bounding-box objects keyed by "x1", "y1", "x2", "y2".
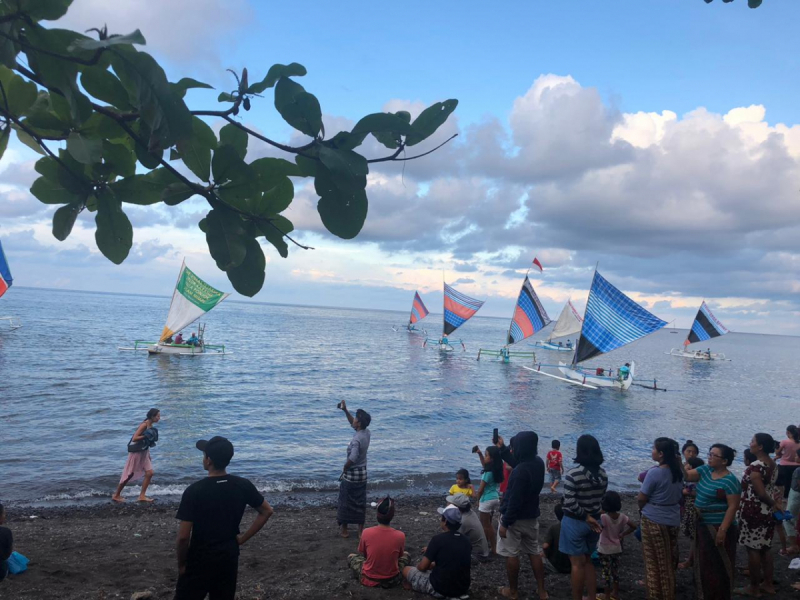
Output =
[
  {"x1": 187, "y1": 332, "x2": 199, "y2": 346},
  {"x1": 707, "y1": 348, "x2": 712, "y2": 359},
  {"x1": 618, "y1": 363, "x2": 631, "y2": 381},
  {"x1": 566, "y1": 340, "x2": 573, "y2": 349},
  {"x1": 557, "y1": 341, "x2": 563, "y2": 347},
  {"x1": 174, "y1": 332, "x2": 184, "y2": 344},
  {"x1": 112, "y1": 408, "x2": 160, "y2": 503},
  {"x1": 164, "y1": 335, "x2": 174, "y2": 344},
  {"x1": 440, "y1": 333, "x2": 451, "y2": 346}
]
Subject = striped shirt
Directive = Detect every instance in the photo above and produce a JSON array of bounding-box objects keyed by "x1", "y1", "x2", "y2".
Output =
[
  {"x1": 694, "y1": 465, "x2": 741, "y2": 525},
  {"x1": 563, "y1": 465, "x2": 608, "y2": 520}
]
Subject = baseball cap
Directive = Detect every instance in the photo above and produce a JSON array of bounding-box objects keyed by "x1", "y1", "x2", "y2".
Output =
[
  {"x1": 437, "y1": 504, "x2": 462, "y2": 524},
  {"x1": 445, "y1": 493, "x2": 470, "y2": 509},
  {"x1": 196, "y1": 436, "x2": 234, "y2": 467}
]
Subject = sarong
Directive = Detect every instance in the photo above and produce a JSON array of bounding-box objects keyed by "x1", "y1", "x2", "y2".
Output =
[
  {"x1": 337, "y1": 467, "x2": 367, "y2": 525},
  {"x1": 640, "y1": 515, "x2": 679, "y2": 600},
  {"x1": 694, "y1": 508, "x2": 737, "y2": 600}
]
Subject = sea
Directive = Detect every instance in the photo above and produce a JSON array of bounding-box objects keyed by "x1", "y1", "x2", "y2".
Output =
[{"x1": 0, "y1": 286, "x2": 796, "y2": 506}]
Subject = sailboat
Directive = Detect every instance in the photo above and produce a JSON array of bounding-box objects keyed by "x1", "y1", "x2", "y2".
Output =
[
  {"x1": 669, "y1": 301, "x2": 730, "y2": 360},
  {"x1": 119, "y1": 261, "x2": 229, "y2": 356},
  {"x1": 0, "y1": 239, "x2": 22, "y2": 330},
  {"x1": 424, "y1": 282, "x2": 485, "y2": 351},
  {"x1": 530, "y1": 300, "x2": 582, "y2": 352},
  {"x1": 478, "y1": 275, "x2": 549, "y2": 363},
  {"x1": 393, "y1": 291, "x2": 429, "y2": 334}
]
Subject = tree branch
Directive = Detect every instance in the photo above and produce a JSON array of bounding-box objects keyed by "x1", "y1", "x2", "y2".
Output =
[
  {"x1": 218, "y1": 114, "x2": 317, "y2": 156},
  {"x1": 368, "y1": 133, "x2": 458, "y2": 163}
]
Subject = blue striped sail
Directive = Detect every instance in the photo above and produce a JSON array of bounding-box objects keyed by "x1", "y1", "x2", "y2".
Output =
[
  {"x1": 686, "y1": 301, "x2": 728, "y2": 345},
  {"x1": 443, "y1": 283, "x2": 485, "y2": 335},
  {"x1": 574, "y1": 271, "x2": 667, "y2": 363}
]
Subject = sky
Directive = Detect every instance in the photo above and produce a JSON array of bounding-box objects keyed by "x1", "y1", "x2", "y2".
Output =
[{"x1": 1, "y1": 0, "x2": 799, "y2": 335}]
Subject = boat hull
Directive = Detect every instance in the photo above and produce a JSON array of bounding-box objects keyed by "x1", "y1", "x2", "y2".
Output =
[
  {"x1": 531, "y1": 341, "x2": 573, "y2": 352},
  {"x1": 668, "y1": 348, "x2": 727, "y2": 361},
  {"x1": 147, "y1": 343, "x2": 207, "y2": 355},
  {"x1": 558, "y1": 361, "x2": 635, "y2": 390}
]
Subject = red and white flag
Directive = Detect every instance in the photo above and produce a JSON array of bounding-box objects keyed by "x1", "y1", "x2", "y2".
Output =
[{"x1": 532, "y1": 257, "x2": 543, "y2": 273}]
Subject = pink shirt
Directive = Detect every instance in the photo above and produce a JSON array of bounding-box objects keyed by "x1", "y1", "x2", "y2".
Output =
[
  {"x1": 779, "y1": 439, "x2": 800, "y2": 466},
  {"x1": 598, "y1": 513, "x2": 630, "y2": 555}
]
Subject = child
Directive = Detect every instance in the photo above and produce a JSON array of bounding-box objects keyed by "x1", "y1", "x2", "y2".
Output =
[
  {"x1": 0, "y1": 502, "x2": 12, "y2": 582},
  {"x1": 542, "y1": 503, "x2": 571, "y2": 574},
  {"x1": 678, "y1": 456, "x2": 705, "y2": 569},
  {"x1": 474, "y1": 446, "x2": 504, "y2": 554},
  {"x1": 546, "y1": 440, "x2": 564, "y2": 493},
  {"x1": 682, "y1": 440, "x2": 699, "y2": 462},
  {"x1": 597, "y1": 491, "x2": 637, "y2": 600},
  {"x1": 448, "y1": 468, "x2": 474, "y2": 497}
]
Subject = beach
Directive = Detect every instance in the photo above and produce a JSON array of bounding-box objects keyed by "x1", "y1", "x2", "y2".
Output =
[{"x1": 2, "y1": 493, "x2": 795, "y2": 599}]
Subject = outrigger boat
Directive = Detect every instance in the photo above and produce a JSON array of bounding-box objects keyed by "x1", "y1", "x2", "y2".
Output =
[
  {"x1": 478, "y1": 271, "x2": 549, "y2": 363},
  {"x1": 668, "y1": 301, "x2": 730, "y2": 360},
  {"x1": 119, "y1": 261, "x2": 229, "y2": 356},
  {"x1": 524, "y1": 269, "x2": 667, "y2": 390},
  {"x1": 0, "y1": 239, "x2": 21, "y2": 331},
  {"x1": 424, "y1": 282, "x2": 484, "y2": 352},
  {"x1": 392, "y1": 291, "x2": 429, "y2": 335},
  {"x1": 530, "y1": 300, "x2": 583, "y2": 352}
]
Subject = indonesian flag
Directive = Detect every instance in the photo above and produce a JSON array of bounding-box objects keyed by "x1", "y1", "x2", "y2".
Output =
[{"x1": 532, "y1": 257, "x2": 543, "y2": 273}]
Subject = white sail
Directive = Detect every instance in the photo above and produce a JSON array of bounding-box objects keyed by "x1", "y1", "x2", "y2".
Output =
[
  {"x1": 549, "y1": 300, "x2": 583, "y2": 340},
  {"x1": 159, "y1": 262, "x2": 229, "y2": 342}
]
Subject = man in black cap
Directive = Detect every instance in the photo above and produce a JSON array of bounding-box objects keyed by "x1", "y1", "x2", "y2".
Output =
[{"x1": 174, "y1": 436, "x2": 273, "y2": 600}]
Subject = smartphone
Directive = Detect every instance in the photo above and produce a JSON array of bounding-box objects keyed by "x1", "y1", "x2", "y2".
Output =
[
  {"x1": 337, "y1": 402, "x2": 342, "y2": 409},
  {"x1": 471, "y1": 445, "x2": 479, "y2": 453},
  {"x1": 493, "y1": 428, "x2": 499, "y2": 444}
]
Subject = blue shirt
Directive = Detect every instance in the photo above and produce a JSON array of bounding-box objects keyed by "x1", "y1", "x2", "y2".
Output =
[{"x1": 641, "y1": 466, "x2": 683, "y2": 526}]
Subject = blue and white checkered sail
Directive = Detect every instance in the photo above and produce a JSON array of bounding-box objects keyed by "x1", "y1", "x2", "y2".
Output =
[
  {"x1": 573, "y1": 271, "x2": 667, "y2": 364},
  {"x1": 685, "y1": 301, "x2": 728, "y2": 346}
]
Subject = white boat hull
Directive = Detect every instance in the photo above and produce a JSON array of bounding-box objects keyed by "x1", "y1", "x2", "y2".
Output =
[
  {"x1": 0, "y1": 316, "x2": 22, "y2": 330},
  {"x1": 668, "y1": 348, "x2": 728, "y2": 361},
  {"x1": 531, "y1": 341, "x2": 573, "y2": 352},
  {"x1": 558, "y1": 361, "x2": 635, "y2": 390},
  {"x1": 147, "y1": 343, "x2": 207, "y2": 355}
]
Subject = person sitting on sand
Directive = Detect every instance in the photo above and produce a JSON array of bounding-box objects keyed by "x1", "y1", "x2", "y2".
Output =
[
  {"x1": 174, "y1": 332, "x2": 184, "y2": 344},
  {"x1": 112, "y1": 408, "x2": 160, "y2": 503},
  {"x1": 445, "y1": 494, "x2": 490, "y2": 559},
  {"x1": 0, "y1": 502, "x2": 12, "y2": 582},
  {"x1": 402, "y1": 506, "x2": 471, "y2": 599},
  {"x1": 175, "y1": 436, "x2": 273, "y2": 600},
  {"x1": 542, "y1": 503, "x2": 571, "y2": 574},
  {"x1": 347, "y1": 497, "x2": 409, "y2": 588}
]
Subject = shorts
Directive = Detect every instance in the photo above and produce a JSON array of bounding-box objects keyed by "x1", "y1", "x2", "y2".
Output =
[
  {"x1": 496, "y1": 518, "x2": 541, "y2": 557},
  {"x1": 404, "y1": 567, "x2": 442, "y2": 597},
  {"x1": 175, "y1": 556, "x2": 239, "y2": 600},
  {"x1": 479, "y1": 498, "x2": 500, "y2": 514},
  {"x1": 549, "y1": 469, "x2": 562, "y2": 483},
  {"x1": 559, "y1": 515, "x2": 600, "y2": 556}
]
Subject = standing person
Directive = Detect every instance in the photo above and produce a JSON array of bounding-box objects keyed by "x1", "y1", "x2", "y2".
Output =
[
  {"x1": 496, "y1": 431, "x2": 547, "y2": 600},
  {"x1": 448, "y1": 469, "x2": 474, "y2": 496},
  {"x1": 175, "y1": 437, "x2": 273, "y2": 600},
  {"x1": 784, "y1": 449, "x2": 800, "y2": 556},
  {"x1": 547, "y1": 440, "x2": 564, "y2": 494},
  {"x1": 682, "y1": 440, "x2": 699, "y2": 462},
  {"x1": 112, "y1": 408, "x2": 160, "y2": 503},
  {"x1": 337, "y1": 400, "x2": 371, "y2": 539},
  {"x1": 678, "y1": 455, "x2": 705, "y2": 569},
  {"x1": 736, "y1": 433, "x2": 779, "y2": 597},
  {"x1": 0, "y1": 503, "x2": 12, "y2": 583},
  {"x1": 683, "y1": 443, "x2": 740, "y2": 600},
  {"x1": 475, "y1": 445, "x2": 504, "y2": 554},
  {"x1": 597, "y1": 491, "x2": 637, "y2": 600},
  {"x1": 347, "y1": 497, "x2": 409, "y2": 588},
  {"x1": 638, "y1": 437, "x2": 684, "y2": 600},
  {"x1": 560, "y1": 434, "x2": 608, "y2": 600},
  {"x1": 776, "y1": 425, "x2": 800, "y2": 501}
]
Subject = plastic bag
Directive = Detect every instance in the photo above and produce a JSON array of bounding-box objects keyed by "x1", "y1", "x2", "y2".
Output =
[{"x1": 7, "y1": 551, "x2": 29, "y2": 574}]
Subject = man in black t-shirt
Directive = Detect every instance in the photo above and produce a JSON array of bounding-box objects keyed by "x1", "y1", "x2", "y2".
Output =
[
  {"x1": 0, "y1": 502, "x2": 12, "y2": 582},
  {"x1": 402, "y1": 505, "x2": 471, "y2": 598},
  {"x1": 175, "y1": 437, "x2": 273, "y2": 600}
]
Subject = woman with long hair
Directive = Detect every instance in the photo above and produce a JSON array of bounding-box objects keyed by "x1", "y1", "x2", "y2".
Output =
[
  {"x1": 736, "y1": 433, "x2": 779, "y2": 597},
  {"x1": 776, "y1": 425, "x2": 800, "y2": 500},
  {"x1": 638, "y1": 437, "x2": 684, "y2": 600},
  {"x1": 475, "y1": 445, "x2": 504, "y2": 554},
  {"x1": 684, "y1": 444, "x2": 741, "y2": 600},
  {"x1": 112, "y1": 408, "x2": 160, "y2": 503}
]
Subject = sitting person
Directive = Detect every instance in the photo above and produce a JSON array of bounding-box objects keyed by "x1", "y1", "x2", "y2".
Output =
[
  {"x1": 0, "y1": 502, "x2": 12, "y2": 582},
  {"x1": 187, "y1": 332, "x2": 199, "y2": 346},
  {"x1": 446, "y1": 493, "x2": 490, "y2": 559},
  {"x1": 163, "y1": 335, "x2": 174, "y2": 344},
  {"x1": 174, "y1": 333, "x2": 184, "y2": 344},
  {"x1": 542, "y1": 504, "x2": 571, "y2": 574},
  {"x1": 618, "y1": 363, "x2": 631, "y2": 380},
  {"x1": 347, "y1": 497, "x2": 409, "y2": 588},
  {"x1": 402, "y1": 506, "x2": 471, "y2": 599}
]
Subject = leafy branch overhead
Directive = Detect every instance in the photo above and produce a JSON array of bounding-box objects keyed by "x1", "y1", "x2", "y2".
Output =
[{"x1": 0, "y1": 1, "x2": 458, "y2": 296}]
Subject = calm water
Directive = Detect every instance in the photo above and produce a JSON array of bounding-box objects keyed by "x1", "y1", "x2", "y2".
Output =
[{"x1": 0, "y1": 287, "x2": 796, "y2": 505}]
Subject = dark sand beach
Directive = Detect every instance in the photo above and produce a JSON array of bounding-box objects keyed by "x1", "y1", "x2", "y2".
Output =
[{"x1": 2, "y1": 493, "x2": 796, "y2": 599}]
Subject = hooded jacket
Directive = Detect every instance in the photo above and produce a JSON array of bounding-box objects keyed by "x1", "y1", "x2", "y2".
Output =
[{"x1": 499, "y1": 431, "x2": 545, "y2": 527}]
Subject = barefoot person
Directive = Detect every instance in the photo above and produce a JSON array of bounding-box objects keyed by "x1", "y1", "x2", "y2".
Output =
[
  {"x1": 112, "y1": 408, "x2": 160, "y2": 503},
  {"x1": 175, "y1": 436, "x2": 273, "y2": 600},
  {"x1": 337, "y1": 400, "x2": 371, "y2": 539}
]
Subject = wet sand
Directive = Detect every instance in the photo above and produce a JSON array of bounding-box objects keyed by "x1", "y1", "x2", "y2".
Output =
[{"x1": 1, "y1": 493, "x2": 795, "y2": 599}]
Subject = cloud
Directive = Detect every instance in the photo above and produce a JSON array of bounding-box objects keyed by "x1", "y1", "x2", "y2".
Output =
[{"x1": 452, "y1": 277, "x2": 475, "y2": 285}]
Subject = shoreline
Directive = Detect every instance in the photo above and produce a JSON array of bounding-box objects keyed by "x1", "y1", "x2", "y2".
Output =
[{"x1": 3, "y1": 493, "x2": 797, "y2": 599}]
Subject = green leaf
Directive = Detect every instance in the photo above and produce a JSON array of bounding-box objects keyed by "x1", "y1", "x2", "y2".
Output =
[
  {"x1": 176, "y1": 116, "x2": 217, "y2": 181},
  {"x1": 19, "y1": 0, "x2": 73, "y2": 21},
  {"x1": 219, "y1": 123, "x2": 248, "y2": 159},
  {"x1": 249, "y1": 157, "x2": 302, "y2": 185},
  {"x1": 95, "y1": 190, "x2": 133, "y2": 264},
  {"x1": 67, "y1": 131, "x2": 103, "y2": 165},
  {"x1": 7, "y1": 76, "x2": 38, "y2": 115},
  {"x1": 34, "y1": 154, "x2": 88, "y2": 194},
  {"x1": 226, "y1": 236, "x2": 265, "y2": 296},
  {"x1": 0, "y1": 22, "x2": 19, "y2": 68},
  {"x1": 70, "y1": 30, "x2": 146, "y2": 51},
  {"x1": 749, "y1": 0, "x2": 763, "y2": 6},
  {"x1": 251, "y1": 177, "x2": 293, "y2": 216},
  {"x1": 107, "y1": 168, "x2": 182, "y2": 205},
  {"x1": 0, "y1": 126, "x2": 9, "y2": 160},
  {"x1": 317, "y1": 145, "x2": 368, "y2": 195},
  {"x1": 13, "y1": 126, "x2": 45, "y2": 154},
  {"x1": 79, "y1": 113, "x2": 127, "y2": 141},
  {"x1": 171, "y1": 77, "x2": 214, "y2": 99},
  {"x1": 31, "y1": 174, "x2": 84, "y2": 204},
  {"x1": 351, "y1": 113, "x2": 414, "y2": 137},
  {"x1": 103, "y1": 140, "x2": 136, "y2": 178},
  {"x1": 248, "y1": 62, "x2": 307, "y2": 94},
  {"x1": 328, "y1": 130, "x2": 369, "y2": 152},
  {"x1": 295, "y1": 155, "x2": 318, "y2": 177},
  {"x1": 162, "y1": 182, "x2": 195, "y2": 206},
  {"x1": 52, "y1": 202, "x2": 81, "y2": 241},
  {"x1": 405, "y1": 99, "x2": 458, "y2": 146},
  {"x1": 211, "y1": 144, "x2": 252, "y2": 184},
  {"x1": 217, "y1": 92, "x2": 235, "y2": 103},
  {"x1": 81, "y1": 67, "x2": 133, "y2": 110},
  {"x1": 204, "y1": 208, "x2": 247, "y2": 270},
  {"x1": 258, "y1": 219, "x2": 290, "y2": 258},
  {"x1": 315, "y1": 165, "x2": 368, "y2": 240},
  {"x1": 274, "y1": 77, "x2": 322, "y2": 138},
  {"x1": 131, "y1": 120, "x2": 163, "y2": 169},
  {"x1": 23, "y1": 96, "x2": 70, "y2": 135}
]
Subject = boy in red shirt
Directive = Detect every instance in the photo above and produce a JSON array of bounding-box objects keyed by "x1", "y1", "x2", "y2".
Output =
[
  {"x1": 347, "y1": 497, "x2": 409, "y2": 588},
  {"x1": 546, "y1": 440, "x2": 564, "y2": 493}
]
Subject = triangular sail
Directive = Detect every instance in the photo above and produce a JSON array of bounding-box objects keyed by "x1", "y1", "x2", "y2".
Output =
[
  {"x1": 684, "y1": 301, "x2": 728, "y2": 346},
  {"x1": 549, "y1": 300, "x2": 583, "y2": 340},
  {"x1": 409, "y1": 291, "x2": 430, "y2": 325},
  {"x1": 159, "y1": 263, "x2": 229, "y2": 342},
  {"x1": 507, "y1": 276, "x2": 551, "y2": 345},
  {"x1": 0, "y1": 239, "x2": 12, "y2": 300},
  {"x1": 574, "y1": 271, "x2": 667, "y2": 364},
  {"x1": 443, "y1": 282, "x2": 485, "y2": 335}
]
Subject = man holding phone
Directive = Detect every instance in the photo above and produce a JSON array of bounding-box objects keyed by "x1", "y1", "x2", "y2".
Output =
[{"x1": 337, "y1": 400, "x2": 372, "y2": 539}]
